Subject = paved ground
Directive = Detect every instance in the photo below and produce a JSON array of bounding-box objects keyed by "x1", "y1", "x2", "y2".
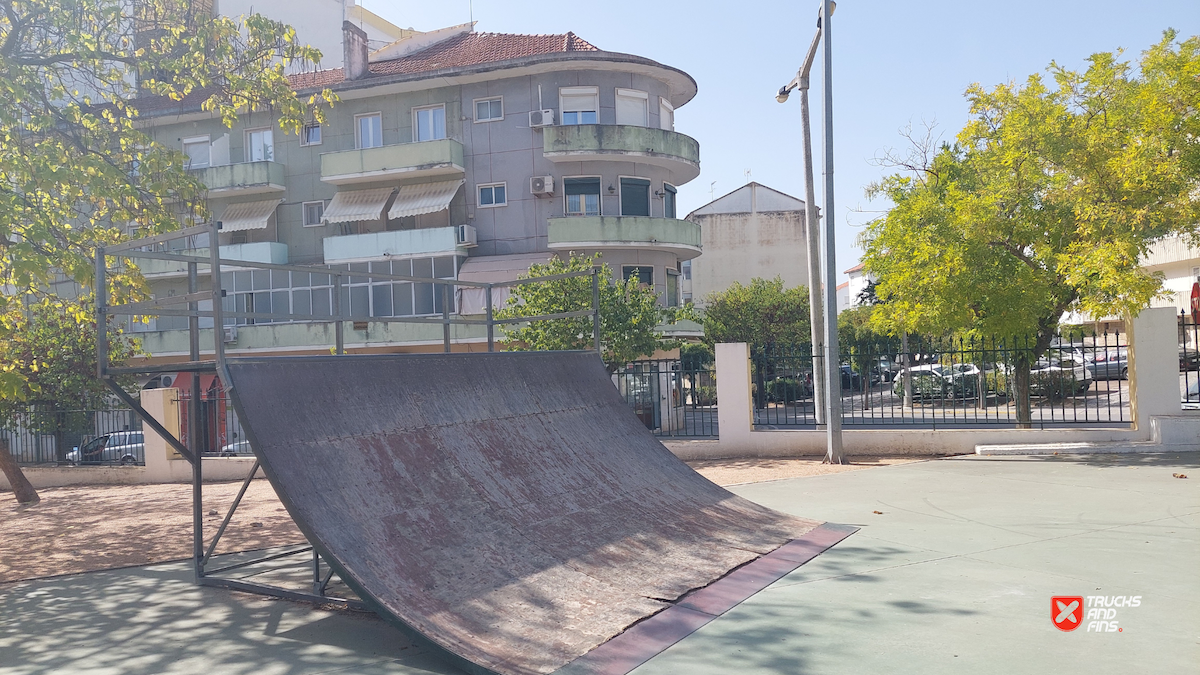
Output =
[{"x1": 1, "y1": 453, "x2": 1196, "y2": 675}]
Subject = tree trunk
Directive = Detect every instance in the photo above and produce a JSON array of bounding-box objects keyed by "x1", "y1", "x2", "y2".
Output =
[
  {"x1": 1014, "y1": 353, "x2": 1032, "y2": 429},
  {"x1": 0, "y1": 439, "x2": 40, "y2": 505}
]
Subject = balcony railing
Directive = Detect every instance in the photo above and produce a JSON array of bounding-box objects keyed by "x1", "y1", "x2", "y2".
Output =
[
  {"x1": 190, "y1": 161, "x2": 286, "y2": 196},
  {"x1": 547, "y1": 216, "x2": 702, "y2": 259},
  {"x1": 138, "y1": 242, "x2": 289, "y2": 277},
  {"x1": 320, "y1": 139, "x2": 465, "y2": 185},
  {"x1": 323, "y1": 226, "x2": 469, "y2": 264},
  {"x1": 542, "y1": 125, "x2": 700, "y2": 184}
]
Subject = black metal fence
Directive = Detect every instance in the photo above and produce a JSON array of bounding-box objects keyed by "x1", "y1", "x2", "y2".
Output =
[
  {"x1": 2, "y1": 406, "x2": 144, "y2": 465},
  {"x1": 1183, "y1": 317, "x2": 1199, "y2": 411},
  {"x1": 753, "y1": 332, "x2": 1132, "y2": 428},
  {"x1": 614, "y1": 359, "x2": 718, "y2": 438},
  {"x1": 172, "y1": 384, "x2": 253, "y2": 457}
]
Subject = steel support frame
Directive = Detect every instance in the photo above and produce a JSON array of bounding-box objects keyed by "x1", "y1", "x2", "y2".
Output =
[{"x1": 94, "y1": 228, "x2": 605, "y2": 608}]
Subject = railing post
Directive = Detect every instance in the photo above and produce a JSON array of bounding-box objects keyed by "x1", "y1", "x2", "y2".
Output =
[
  {"x1": 485, "y1": 285, "x2": 495, "y2": 352},
  {"x1": 95, "y1": 247, "x2": 107, "y2": 379},
  {"x1": 592, "y1": 266, "x2": 602, "y2": 355},
  {"x1": 208, "y1": 221, "x2": 228, "y2": 380},
  {"x1": 333, "y1": 273, "x2": 344, "y2": 355},
  {"x1": 442, "y1": 284, "x2": 451, "y2": 353}
]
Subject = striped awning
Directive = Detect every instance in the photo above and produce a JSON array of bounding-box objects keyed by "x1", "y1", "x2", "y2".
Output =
[
  {"x1": 387, "y1": 180, "x2": 463, "y2": 220},
  {"x1": 323, "y1": 187, "x2": 395, "y2": 224},
  {"x1": 219, "y1": 199, "x2": 280, "y2": 232}
]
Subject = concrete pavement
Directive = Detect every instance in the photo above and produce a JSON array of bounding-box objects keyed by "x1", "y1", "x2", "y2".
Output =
[{"x1": 1, "y1": 453, "x2": 1196, "y2": 675}]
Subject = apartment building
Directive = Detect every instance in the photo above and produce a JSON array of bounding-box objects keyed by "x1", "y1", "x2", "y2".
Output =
[{"x1": 130, "y1": 21, "x2": 702, "y2": 362}]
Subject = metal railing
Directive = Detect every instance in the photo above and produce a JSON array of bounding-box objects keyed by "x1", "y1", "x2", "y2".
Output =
[
  {"x1": 753, "y1": 332, "x2": 1131, "y2": 428},
  {"x1": 613, "y1": 359, "x2": 718, "y2": 438},
  {"x1": 1182, "y1": 316, "x2": 1199, "y2": 411},
  {"x1": 3, "y1": 406, "x2": 144, "y2": 465}
]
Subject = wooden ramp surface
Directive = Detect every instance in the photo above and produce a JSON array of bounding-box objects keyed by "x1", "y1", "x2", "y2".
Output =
[{"x1": 226, "y1": 352, "x2": 822, "y2": 675}]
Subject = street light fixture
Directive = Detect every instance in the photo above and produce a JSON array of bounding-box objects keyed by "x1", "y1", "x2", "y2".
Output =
[{"x1": 776, "y1": 0, "x2": 844, "y2": 464}]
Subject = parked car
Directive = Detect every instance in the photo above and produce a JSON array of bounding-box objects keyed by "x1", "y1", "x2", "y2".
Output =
[
  {"x1": 1031, "y1": 355, "x2": 1093, "y2": 397},
  {"x1": 67, "y1": 431, "x2": 144, "y2": 465},
  {"x1": 217, "y1": 439, "x2": 252, "y2": 456},
  {"x1": 892, "y1": 364, "x2": 980, "y2": 400},
  {"x1": 839, "y1": 365, "x2": 863, "y2": 391},
  {"x1": 1087, "y1": 347, "x2": 1128, "y2": 380},
  {"x1": 1180, "y1": 347, "x2": 1200, "y2": 371}
]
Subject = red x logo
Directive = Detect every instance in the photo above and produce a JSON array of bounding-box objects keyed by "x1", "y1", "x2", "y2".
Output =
[{"x1": 1052, "y1": 596, "x2": 1084, "y2": 631}]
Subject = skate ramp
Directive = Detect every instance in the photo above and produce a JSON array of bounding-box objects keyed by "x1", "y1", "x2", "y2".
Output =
[{"x1": 225, "y1": 352, "x2": 822, "y2": 675}]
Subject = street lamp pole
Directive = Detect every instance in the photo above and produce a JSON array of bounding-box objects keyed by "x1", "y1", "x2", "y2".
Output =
[
  {"x1": 777, "y1": 2, "x2": 831, "y2": 425},
  {"x1": 820, "y1": 0, "x2": 844, "y2": 463},
  {"x1": 777, "y1": 1, "x2": 844, "y2": 462}
]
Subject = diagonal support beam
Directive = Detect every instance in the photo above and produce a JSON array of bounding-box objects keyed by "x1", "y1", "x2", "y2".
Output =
[
  {"x1": 103, "y1": 378, "x2": 196, "y2": 465},
  {"x1": 201, "y1": 460, "x2": 261, "y2": 567}
]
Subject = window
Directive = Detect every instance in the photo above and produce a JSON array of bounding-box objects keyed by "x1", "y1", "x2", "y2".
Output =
[
  {"x1": 615, "y1": 88, "x2": 649, "y2": 127},
  {"x1": 414, "y1": 105, "x2": 446, "y2": 141},
  {"x1": 478, "y1": 183, "x2": 507, "y2": 208},
  {"x1": 182, "y1": 136, "x2": 210, "y2": 169},
  {"x1": 300, "y1": 123, "x2": 322, "y2": 146},
  {"x1": 303, "y1": 201, "x2": 325, "y2": 227},
  {"x1": 474, "y1": 97, "x2": 503, "y2": 122},
  {"x1": 356, "y1": 113, "x2": 382, "y2": 149},
  {"x1": 245, "y1": 128, "x2": 274, "y2": 162},
  {"x1": 620, "y1": 177, "x2": 651, "y2": 217},
  {"x1": 564, "y1": 177, "x2": 601, "y2": 216},
  {"x1": 623, "y1": 265, "x2": 654, "y2": 288},
  {"x1": 663, "y1": 183, "x2": 678, "y2": 219},
  {"x1": 560, "y1": 86, "x2": 598, "y2": 125},
  {"x1": 666, "y1": 270, "x2": 679, "y2": 307},
  {"x1": 659, "y1": 97, "x2": 674, "y2": 131},
  {"x1": 681, "y1": 259, "x2": 692, "y2": 281}
]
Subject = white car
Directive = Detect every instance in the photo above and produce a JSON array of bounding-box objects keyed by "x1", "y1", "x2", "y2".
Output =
[{"x1": 1184, "y1": 380, "x2": 1199, "y2": 411}]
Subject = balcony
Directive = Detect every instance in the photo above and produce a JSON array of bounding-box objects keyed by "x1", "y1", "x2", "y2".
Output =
[
  {"x1": 547, "y1": 216, "x2": 702, "y2": 259},
  {"x1": 191, "y1": 161, "x2": 286, "y2": 197},
  {"x1": 542, "y1": 125, "x2": 700, "y2": 184},
  {"x1": 320, "y1": 139, "x2": 465, "y2": 186},
  {"x1": 323, "y1": 226, "x2": 469, "y2": 264},
  {"x1": 139, "y1": 242, "x2": 289, "y2": 277}
]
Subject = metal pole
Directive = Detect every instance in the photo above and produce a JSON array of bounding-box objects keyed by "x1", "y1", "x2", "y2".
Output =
[
  {"x1": 209, "y1": 221, "x2": 231, "y2": 387},
  {"x1": 592, "y1": 267, "x2": 602, "y2": 355},
  {"x1": 333, "y1": 274, "x2": 344, "y2": 355},
  {"x1": 95, "y1": 248, "x2": 107, "y2": 379},
  {"x1": 442, "y1": 284, "x2": 451, "y2": 353},
  {"x1": 796, "y1": 22, "x2": 826, "y2": 425},
  {"x1": 188, "y1": 261, "x2": 203, "y2": 579},
  {"x1": 821, "y1": 0, "x2": 845, "y2": 463},
  {"x1": 485, "y1": 285, "x2": 495, "y2": 352}
]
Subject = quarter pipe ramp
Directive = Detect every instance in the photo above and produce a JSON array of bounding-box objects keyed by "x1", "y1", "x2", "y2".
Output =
[{"x1": 225, "y1": 352, "x2": 827, "y2": 675}]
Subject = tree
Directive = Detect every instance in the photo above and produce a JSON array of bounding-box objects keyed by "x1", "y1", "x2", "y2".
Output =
[
  {"x1": 702, "y1": 277, "x2": 811, "y2": 408},
  {"x1": 0, "y1": 0, "x2": 334, "y2": 499},
  {"x1": 861, "y1": 32, "x2": 1200, "y2": 426},
  {"x1": 496, "y1": 253, "x2": 688, "y2": 372}
]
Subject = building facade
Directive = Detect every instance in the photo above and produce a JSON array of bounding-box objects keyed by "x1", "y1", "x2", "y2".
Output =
[
  {"x1": 682, "y1": 182, "x2": 809, "y2": 307},
  {"x1": 129, "y1": 22, "x2": 702, "y2": 363}
]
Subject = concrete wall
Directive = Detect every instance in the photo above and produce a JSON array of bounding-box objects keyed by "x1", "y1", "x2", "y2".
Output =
[
  {"x1": 697, "y1": 307, "x2": 1189, "y2": 460},
  {"x1": 0, "y1": 389, "x2": 260, "y2": 491},
  {"x1": 689, "y1": 209, "x2": 809, "y2": 306}
]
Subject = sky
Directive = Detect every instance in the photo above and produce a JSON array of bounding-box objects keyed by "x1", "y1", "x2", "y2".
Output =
[{"x1": 359, "y1": 0, "x2": 1199, "y2": 282}]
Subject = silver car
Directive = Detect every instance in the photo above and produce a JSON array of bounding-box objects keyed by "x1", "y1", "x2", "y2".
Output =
[
  {"x1": 1087, "y1": 347, "x2": 1128, "y2": 380},
  {"x1": 67, "y1": 431, "x2": 145, "y2": 465}
]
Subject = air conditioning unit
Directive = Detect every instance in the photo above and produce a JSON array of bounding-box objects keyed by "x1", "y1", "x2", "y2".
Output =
[
  {"x1": 530, "y1": 175, "x2": 554, "y2": 197},
  {"x1": 457, "y1": 224, "x2": 478, "y2": 247},
  {"x1": 528, "y1": 109, "x2": 555, "y2": 128},
  {"x1": 222, "y1": 326, "x2": 238, "y2": 343}
]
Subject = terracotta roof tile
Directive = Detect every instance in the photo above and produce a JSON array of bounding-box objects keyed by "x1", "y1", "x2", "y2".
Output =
[
  {"x1": 368, "y1": 31, "x2": 599, "y2": 77},
  {"x1": 844, "y1": 262, "x2": 865, "y2": 274}
]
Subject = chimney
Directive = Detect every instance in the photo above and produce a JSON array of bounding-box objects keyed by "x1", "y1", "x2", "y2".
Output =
[{"x1": 343, "y1": 21, "x2": 369, "y2": 81}]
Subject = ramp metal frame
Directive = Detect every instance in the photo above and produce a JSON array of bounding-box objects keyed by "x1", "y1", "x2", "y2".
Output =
[{"x1": 95, "y1": 220, "x2": 603, "y2": 606}]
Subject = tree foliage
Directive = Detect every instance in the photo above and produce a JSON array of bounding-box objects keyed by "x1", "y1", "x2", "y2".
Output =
[
  {"x1": 861, "y1": 33, "x2": 1200, "y2": 424},
  {"x1": 862, "y1": 32, "x2": 1199, "y2": 346},
  {"x1": 496, "y1": 253, "x2": 689, "y2": 371},
  {"x1": 701, "y1": 277, "x2": 811, "y2": 350}
]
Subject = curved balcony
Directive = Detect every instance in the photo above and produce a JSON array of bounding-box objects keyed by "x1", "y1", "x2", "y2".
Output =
[
  {"x1": 547, "y1": 216, "x2": 701, "y2": 260},
  {"x1": 542, "y1": 125, "x2": 700, "y2": 184}
]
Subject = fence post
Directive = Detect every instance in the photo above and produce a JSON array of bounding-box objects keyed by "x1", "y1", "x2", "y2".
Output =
[
  {"x1": 715, "y1": 343, "x2": 753, "y2": 451},
  {"x1": 1128, "y1": 307, "x2": 1181, "y2": 431}
]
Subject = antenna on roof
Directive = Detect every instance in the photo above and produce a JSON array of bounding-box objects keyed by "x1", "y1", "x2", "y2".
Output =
[
  {"x1": 709, "y1": 181, "x2": 717, "y2": 202},
  {"x1": 469, "y1": 0, "x2": 473, "y2": 25}
]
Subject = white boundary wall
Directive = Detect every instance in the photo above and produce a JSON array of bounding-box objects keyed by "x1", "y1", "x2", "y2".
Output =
[{"x1": 672, "y1": 307, "x2": 1196, "y2": 461}]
